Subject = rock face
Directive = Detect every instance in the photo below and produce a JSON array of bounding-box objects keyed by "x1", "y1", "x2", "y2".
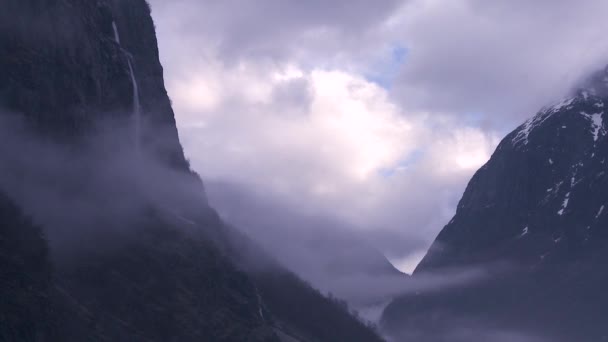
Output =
[
  {"x1": 0, "y1": 1, "x2": 385, "y2": 341},
  {"x1": 382, "y1": 69, "x2": 608, "y2": 341},
  {"x1": 0, "y1": 192, "x2": 57, "y2": 341},
  {"x1": 1, "y1": 0, "x2": 187, "y2": 168}
]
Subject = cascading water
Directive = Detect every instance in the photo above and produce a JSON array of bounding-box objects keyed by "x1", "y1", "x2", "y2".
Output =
[
  {"x1": 113, "y1": 21, "x2": 191, "y2": 223},
  {"x1": 126, "y1": 58, "x2": 141, "y2": 153},
  {"x1": 112, "y1": 21, "x2": 121, "y2": 44},
  {"x1": 112, "y1": 21, "x2": 141, "y2": 153}
]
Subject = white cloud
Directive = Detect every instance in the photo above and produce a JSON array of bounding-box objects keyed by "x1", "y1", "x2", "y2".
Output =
[
  {"x1": 429, "y1": 126, "x2": 500, "y2": 174},
  {"x1": 308, "y1": 70, "x2": 413, "y2": 180},
  {"x1": 173, "y1": 61, "x2": 417, "y2": 190},
  {"x1": 166, "y1": 54, "x2": 497, "y2": 273}
]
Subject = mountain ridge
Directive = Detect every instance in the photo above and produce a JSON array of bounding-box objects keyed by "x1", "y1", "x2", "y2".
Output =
[{"x1": 382, "y1": 67, "x2": 608, "y2": 341}]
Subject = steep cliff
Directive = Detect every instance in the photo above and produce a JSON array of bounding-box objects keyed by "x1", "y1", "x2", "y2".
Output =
[
  {"x1": 1, "y1": 1, "x2": 275, "y2": 340},
  {"x1": 0, "y1": 1, "x2": 384, "y2": 341},
  {"x1": 1, "y1": 0, "x2": 187, "y2": 168}
]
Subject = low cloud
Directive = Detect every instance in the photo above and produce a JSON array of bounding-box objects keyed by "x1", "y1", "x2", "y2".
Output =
[
  {"x1": 0, "y1": 111, "x2": 211, "y2": 258},
  {"x1": 206, "y1": 179, "x2": 494, "y2": 318},
  {"x1": 388, "y1": 326, "x2": 549, "y2": 342}
]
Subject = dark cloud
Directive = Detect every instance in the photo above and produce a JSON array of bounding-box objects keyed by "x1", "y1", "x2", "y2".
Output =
[
  {"x1": 392, "y1": 0, "x2": 608, "y2": 130},
  {"x1": 150, "y1": 0, "x2": 403, "y2": 64}
]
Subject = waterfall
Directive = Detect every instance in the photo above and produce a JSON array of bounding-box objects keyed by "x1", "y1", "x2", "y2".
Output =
[
  {"x1": 111, "y1": 21, "x2": 121, "y2": 44},
  {"x1": 112, "y1": 21, "x2": 141, "y2": 152},
  {"x1": 127, "y1": 59, "x2": 141, "y2": 152}
]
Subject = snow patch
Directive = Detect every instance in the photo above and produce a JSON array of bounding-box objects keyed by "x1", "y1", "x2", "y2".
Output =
[
  {"x1": 518, "y1": 226, "x2": 529, "y2": 238},
  {"x1": 542, "y1": 180, "x2": 564, "y2": 205},
  {"x1": 597, "y1": 205, "x2": 605, "y2": 219},
  {"x1": 549, "y1": 158, "x2": 554, "y2": 165},
  {"x1": 548, "y1": 97, "x2": 576, "y2": 113},
  {"x1": 580, "y1": 111, "x2": 604, "y2": 142},
  {"x1": 513, "y1": 113, "x2": 551, "y2": 146},
  {"x1": 557, "y1": 192, "x2": 570, "y2": 216},
  {"x1": 512, "y1": 98, "x2": 575, "y2": 147}
]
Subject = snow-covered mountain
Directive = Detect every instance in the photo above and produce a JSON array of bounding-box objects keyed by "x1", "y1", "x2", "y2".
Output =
[{"x1": 382, "y1": 67, "x2": 608, "y2": 342}]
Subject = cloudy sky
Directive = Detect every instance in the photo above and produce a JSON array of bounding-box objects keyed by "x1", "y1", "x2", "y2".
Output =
[{"x1": 147, "y1": 0, "x2": 608, "y2": 274}]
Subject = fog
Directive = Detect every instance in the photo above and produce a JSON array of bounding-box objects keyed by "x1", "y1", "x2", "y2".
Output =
[
  {"x1": 205, "y1": 180, "x2": 519, "y2": 324},
  {"x1": 0, "y1": 107, "x2": 503, "y2": 331},
  {"x1": 0, "y1": 110, "x2": 212, "y2": 259},
  {"x1": 387, "y1": 326, "x2": 549, "y2": 342}
]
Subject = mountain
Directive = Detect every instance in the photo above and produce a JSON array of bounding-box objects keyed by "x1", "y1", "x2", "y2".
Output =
[
  {"x1": 381, "y1": 68, "x2": 608, "y2": 341},
  {"x1": 0, "y1": 1, "x2": 384, "y2": 341}
]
